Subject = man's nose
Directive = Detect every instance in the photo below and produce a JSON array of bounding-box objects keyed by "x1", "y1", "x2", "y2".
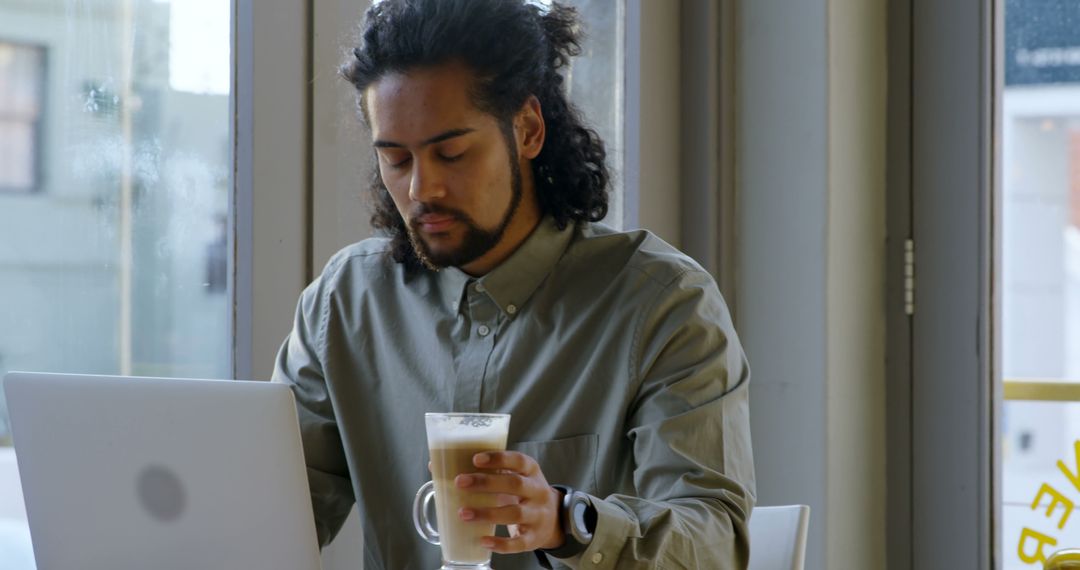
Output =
[{"x1": 408, "y1": 160, "x2": 447, "y2": 202}]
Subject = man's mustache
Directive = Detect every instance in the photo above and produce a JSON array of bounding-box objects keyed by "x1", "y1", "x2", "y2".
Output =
[{"x1": 407, "y1": 204, "x2": 468, "y2": 227}]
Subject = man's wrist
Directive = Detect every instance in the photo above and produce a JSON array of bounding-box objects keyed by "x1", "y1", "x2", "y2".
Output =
[
  {"x1": 540, "y1": 485, "x2": 567, "y2": 550},
  {"x1": 541, "y1": 485, "x2": 593, "y2": 559}
]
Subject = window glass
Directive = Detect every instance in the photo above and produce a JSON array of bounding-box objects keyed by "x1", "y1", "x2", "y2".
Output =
[
  {"x1": 554, "y1": 0, "x2": 625, "y2": 229},
  {"x1": 1000, "y1": 1, "x2": 1080, "y2": 566},
  {"x1": 519, "y1": 0, "x2": 626, "y2": 229},
  {"x1": 0, "y1": 0, "x2": 232, "y2": 455},
  {"x1": 0, "y1": 41, "x2": 45, "y2": 193}
]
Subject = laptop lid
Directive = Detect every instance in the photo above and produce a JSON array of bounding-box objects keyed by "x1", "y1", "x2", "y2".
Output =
[{"x1": 3, "y1": 372, "x2": 322, "y2": 570}]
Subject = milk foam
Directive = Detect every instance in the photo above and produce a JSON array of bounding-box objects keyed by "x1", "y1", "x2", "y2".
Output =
[{"x1": 425, "y1": 415, "x2": 509, "y2": 448}]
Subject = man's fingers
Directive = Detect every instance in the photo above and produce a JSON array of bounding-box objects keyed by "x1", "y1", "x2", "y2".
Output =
[
  {"x1": 495, "y1": 493, "x2": 522, "y2": 507},
  {"x1": 455, "y1": 471, "x2": 538, "y2": 496},
  {"x1": 460, "y1": 503, "x2": 531, "y2": 525},
  {"x1": 473, "y1": 450, "x2": 539, "y2": 475},
  {"x1": 480, "y1": 532, "x2": 532, "y2": 554}
]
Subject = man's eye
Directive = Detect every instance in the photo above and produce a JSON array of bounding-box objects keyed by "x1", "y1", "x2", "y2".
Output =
[
  {"x1": 439, "y1": 152, "x2": 464, "y2": 163},
  {"x1": 384, "y1": 155, "x2": 411, "y2": 169}
]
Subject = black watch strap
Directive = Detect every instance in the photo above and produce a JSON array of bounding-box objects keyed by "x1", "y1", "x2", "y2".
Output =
[{"x1": 537, "y1": 484, "x2": 592, "y2": 563}]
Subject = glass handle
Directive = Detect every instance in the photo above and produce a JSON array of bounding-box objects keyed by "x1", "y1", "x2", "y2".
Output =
[{"x1": 412, "y1": 480, "x2": 440, "y2": 545}]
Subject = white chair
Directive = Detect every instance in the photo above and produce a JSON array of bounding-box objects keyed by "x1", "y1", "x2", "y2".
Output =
[
  {"x1": 321, "y1": 506, "x2": 364, "y2": 570},
  {"x1": 748, "y1": 505, "x2": 810, "y2": 570}
]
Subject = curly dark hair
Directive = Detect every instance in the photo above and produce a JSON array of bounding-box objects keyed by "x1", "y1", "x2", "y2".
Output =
[{"x1": 341, "y1": 0, "x2": 610, "y2": 269}]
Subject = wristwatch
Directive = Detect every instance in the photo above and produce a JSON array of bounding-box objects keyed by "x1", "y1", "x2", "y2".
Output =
[{"x1": 542, "y1": 485, "x2": 597, "y2": 559}]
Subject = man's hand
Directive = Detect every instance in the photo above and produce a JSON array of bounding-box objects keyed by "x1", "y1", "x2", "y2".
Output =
[{"x1": 454, "y1": 451, "x2": 565, "y2": 554}]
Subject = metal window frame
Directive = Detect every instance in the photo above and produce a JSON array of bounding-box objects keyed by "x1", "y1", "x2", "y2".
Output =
[
  {"x1": 677, "y1": 0, "x2": 737, "y2": 308},
  {"x1": 232, "y1": 0, "x2": 312, "y2": 381},
  {"x1": 889, "y1": 0, "x2": 1001, "y2": 567},
  {"x1": 624, "y1": 0, "x2": 681, "y2": 246},
  {"x1": 885, "y1": 0, "x2": 914, "y2": 566}
]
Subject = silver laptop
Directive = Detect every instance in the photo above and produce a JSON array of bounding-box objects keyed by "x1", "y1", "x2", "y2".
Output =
[{"x1": 3, "y1": 372, "x2": 322, "y2": 570}]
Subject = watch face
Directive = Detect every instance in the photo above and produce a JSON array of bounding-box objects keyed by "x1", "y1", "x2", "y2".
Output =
[
  {"x1": 570, "y1": 493, "x2": 595, "y2": 542},
  {"x1": 570, "y1": 500, "x2": 587, "y2": 531},
  {"x1": 572, "y1": 501, "x2": 588, "y2": 524}
]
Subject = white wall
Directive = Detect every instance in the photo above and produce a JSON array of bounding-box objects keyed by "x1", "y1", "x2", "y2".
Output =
[
  {"x1": 632, "y1": 0, "x2": 681, "y2": 246},
  {"x1": 824, "y1": 0, "x2": 887, "y2": 567},
  {"x1": 738, "y1": 0, "x2": 887, "y2": 568},
  {"x1": 312, "y1": 0, "x2": 376, "y2": 273},
  {"x1": 738, "y1": 0, "x2": 829, "y2": 565}
]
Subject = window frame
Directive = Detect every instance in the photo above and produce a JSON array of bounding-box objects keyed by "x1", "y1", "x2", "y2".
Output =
[
  {"x1": 887, "y1": 0, "x2": 1001, "y2": 567},
  {"x1": 232, "y1": 0, "x2": 312, "y2": 381},
  {"x1": 0, "y1": 39, "x2": 47, "y2": 195}
]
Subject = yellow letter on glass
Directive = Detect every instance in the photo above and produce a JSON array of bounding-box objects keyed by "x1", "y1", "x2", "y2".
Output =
[
  {"x1": 1018, "y1": 527, "x2": 1058, "y2": 564},
  {"x1": 1033, "y1": 483, "x2": 1076, "y2": 530},
  {"x1": 1057, "y1": 440, "x2": 1080, "y2": 494}
]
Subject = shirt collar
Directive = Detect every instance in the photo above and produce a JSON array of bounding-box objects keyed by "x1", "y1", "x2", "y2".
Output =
[{"x1": 437, "y1": 216, "x2": 574, "y2": 318}]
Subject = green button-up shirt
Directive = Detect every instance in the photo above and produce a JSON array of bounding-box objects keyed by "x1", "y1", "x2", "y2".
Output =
[{"x1": 272, "y1": 217, "x2": 755, "y2": 569}]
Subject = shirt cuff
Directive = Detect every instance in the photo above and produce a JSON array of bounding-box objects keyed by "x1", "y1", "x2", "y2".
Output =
[{"x1": 550, "y1": 494, "x2": 637, "y2": 570}]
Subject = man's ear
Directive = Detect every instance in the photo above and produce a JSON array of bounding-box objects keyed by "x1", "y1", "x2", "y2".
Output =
[{"x1": 515, "y1": 95, "x2": 545, "y2": 160}]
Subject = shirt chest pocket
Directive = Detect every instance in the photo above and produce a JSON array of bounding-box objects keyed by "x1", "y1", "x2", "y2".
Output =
[{"x1": 509, "y1": 434, "x2": 599, "y2": 495}]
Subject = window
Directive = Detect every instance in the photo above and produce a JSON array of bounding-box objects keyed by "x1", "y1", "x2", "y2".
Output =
[
  {"x1": 0, "y1": 0, "x2": 232, "y2": 444},
  {"x1": 0, "y1": 41, "x2": 45, "y2": 193},
  {"x1": 545, "y1": 0, "x2": 626, "y2": 229},
  {"x1": 1001, "y1": 1, "x2": 1080, "y2": 567}
]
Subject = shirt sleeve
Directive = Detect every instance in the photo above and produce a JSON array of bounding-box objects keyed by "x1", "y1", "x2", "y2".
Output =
[
  {"x1": 271, "y1": 272, "x2": 356, "y2": 548},
  {"x1": 554, "y1": 268, "x2": 756, "y2": 569}
]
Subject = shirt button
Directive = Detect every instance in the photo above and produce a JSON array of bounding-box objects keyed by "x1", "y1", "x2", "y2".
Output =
[
  {"x1": 451, "y1": 301, "x2": 459, "y2": 311},
  {"x1": 591, "y1": 552, "x2": 604, "y2": 564},
  {"x1": 474, "y1": 282, "x2": 486, "y2": 293},
  {"x1": 477, "y1": 325, "x2": 490, "y2": 336},
  {"x1": 507, "y1": 304, "x2": 518, "y2": 315}
]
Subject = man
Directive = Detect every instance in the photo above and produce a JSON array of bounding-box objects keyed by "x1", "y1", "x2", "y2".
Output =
[{"x1": 272, "y1": 0, "x2": 755, "y2": 568}]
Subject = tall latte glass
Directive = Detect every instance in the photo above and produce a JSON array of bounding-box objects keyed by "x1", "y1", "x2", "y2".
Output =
[{"x1": 413, "y1": 413, "x2": 510, "y2": 570}]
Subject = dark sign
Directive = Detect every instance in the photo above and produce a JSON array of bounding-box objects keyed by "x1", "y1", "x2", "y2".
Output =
[{"x1": 1005, "y1": 0, "x2": 1080, "y2": 86}]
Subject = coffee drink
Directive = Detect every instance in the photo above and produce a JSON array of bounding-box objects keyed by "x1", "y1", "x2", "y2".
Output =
[
  {"x1": 429, "y1": 438, "x2": 506, "y2": 563},
  {"x1": 414, "y1": 413, "x2": 510, "y2": 569}
]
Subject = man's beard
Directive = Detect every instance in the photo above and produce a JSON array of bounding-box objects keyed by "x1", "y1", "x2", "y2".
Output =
[{"x1": 405, "y1": 158, "x2": 523, "y2": 271}]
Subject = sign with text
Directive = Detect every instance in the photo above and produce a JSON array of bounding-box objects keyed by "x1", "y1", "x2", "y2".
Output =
[
  {"x1": 1019, "y1": 440, "x2": 1080, "y2": 564},
  {"x1": 1005, "y1": 0, "x2": 1080, "y2": 86}
]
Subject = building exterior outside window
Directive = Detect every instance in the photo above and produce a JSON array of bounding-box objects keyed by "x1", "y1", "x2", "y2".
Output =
[
  {"x1": 0, "y1": 1, "x2": 231, "y2": 444},
  {"x1": 1001, "y1": 1, "x2": 1080, "y2": 566},
  {"x1": 0, "y1": 41, "x2": 45, "y2": 194}
]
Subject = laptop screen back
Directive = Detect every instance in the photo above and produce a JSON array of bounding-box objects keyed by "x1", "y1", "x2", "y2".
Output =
[{"x1": 3, "y1": 372, "x2": 322, "y2": 570}]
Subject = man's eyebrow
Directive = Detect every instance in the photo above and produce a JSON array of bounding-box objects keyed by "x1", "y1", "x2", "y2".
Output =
[{"x1": 373, "y1": 128, "x2": 476, "y2": 149}]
